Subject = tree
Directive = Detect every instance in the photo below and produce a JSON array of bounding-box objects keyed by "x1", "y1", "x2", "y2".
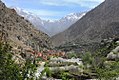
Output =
[
  {"x1": 45, "y1": 67, "x2": 52, "y2": 77},
  {"x1": 0, "y1": 40, "x2": 37, "y2": 80},
  {"x1": 0, "y1": 41, "x2": 22, "y2": 80}
]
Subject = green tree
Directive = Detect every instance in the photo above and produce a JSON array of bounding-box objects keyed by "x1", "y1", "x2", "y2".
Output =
[
  {"x1": 0, "y1": 41, "x2": 37, "y2": 80},
  {"x1": 45, "y1": 67, "x2": 52, "y2": 77},
  {"x1": 0, "y1": 42, "x2": 22, "y2": 80}
]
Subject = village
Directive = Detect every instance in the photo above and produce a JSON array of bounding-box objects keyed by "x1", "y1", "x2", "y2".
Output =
[{"x1": 11, "y1": 45, "x2": 84, "y2": 79}]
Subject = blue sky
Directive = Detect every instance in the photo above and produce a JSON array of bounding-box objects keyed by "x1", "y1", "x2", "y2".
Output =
[{"x1": 2, "y1": 0, "x2": 104, "y2": 20}]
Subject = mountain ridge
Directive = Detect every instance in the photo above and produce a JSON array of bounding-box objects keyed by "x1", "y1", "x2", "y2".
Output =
[
  {"x1": 0, "y1": 0, "x2": 50, "y2": 51},
  {"x1": 51, "y1": 0, "x2": 119, "y2": 47}
]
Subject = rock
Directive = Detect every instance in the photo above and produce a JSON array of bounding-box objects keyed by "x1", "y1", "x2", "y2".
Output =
[
  {"x1": 112, "y1": 46, "x2": 119, "y2": 53},
  {"x1": 12, "y1": 54, "x2": 26, "y2": 65},
  {"x1": 116, "y1": 41, "x2": 119, "y2": 44},
  {"x1": 107, "y1": 52, "x2": 117, "y2": 60},
  {"x1": 107, "y1": 46, "x2": 119, "y2": 60},
  {"x1": 116, "y1": 77, "x2": 119, "y2": 80}
]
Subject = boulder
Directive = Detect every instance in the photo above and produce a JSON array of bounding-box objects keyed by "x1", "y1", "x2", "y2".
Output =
[
  {"x1": 112, "y1": 46, "x2": 119, "y2": 53},
  {"x1": 107, "y1": 46, "x2": 119, "y2": 60}
]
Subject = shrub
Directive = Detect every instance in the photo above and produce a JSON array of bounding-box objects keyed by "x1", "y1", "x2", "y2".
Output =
[
  {"x1": 0, "y1": 41, "x2": 37, "y2": 80},
  {"x1": 81, "y1": 46, "x2": 119, "y2": 80},
  {"x1": 45, "y1": 67, "x2": 52, "y2": 77},
  {"x1": 0, "y1": 42, "x2": 22, "y2": 80}
]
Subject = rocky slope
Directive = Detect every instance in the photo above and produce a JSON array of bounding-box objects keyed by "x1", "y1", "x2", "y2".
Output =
[
  {"x1": 51, "y1": 0, "x2": 119, "y2": 47},
  {"x1": 12, "y1": 7, "x2": 86, "y2": 36},
  {"x1": 0, "y1": 0, "x2": 50, "y2": 51},
  {"x1": 11, "y1": 7, "x2": 49, "y2": 35}
]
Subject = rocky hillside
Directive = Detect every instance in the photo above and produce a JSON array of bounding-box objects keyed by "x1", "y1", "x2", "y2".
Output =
[
  {"x1": 51, "y1": 0, "x2": 119, "y2": 47},
  {"x1": 11, "y1": 7, "x2": 49, "y2": 35},
  {"x1": 0, "y1": 0, "x2": 50, "y2": 51}
]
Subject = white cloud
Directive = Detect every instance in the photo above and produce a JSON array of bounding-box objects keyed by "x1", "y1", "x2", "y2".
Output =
[
  {"x1": 25, "y1": 9, "x2": 65, "y2": 16},
  {"x1": 38, "y1": 0, "x2": 105, "y2": 8},
  {"x1": 23, "y1": 0, "x2": 105, "y2": 20},
  {"x1": 24, "y1": 8, "x2": 67, "y2": 20},
  {"x1": 34, "y1": 0, "x2": 105, "y2": 20},
  {"x1": 77, "y1": 0, "x2": 105, "y2": 8}
]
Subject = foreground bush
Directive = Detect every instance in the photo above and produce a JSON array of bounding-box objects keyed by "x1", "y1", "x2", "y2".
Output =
[{"x1": 0, "y1": 41, "x2": 37, "y2": 80}]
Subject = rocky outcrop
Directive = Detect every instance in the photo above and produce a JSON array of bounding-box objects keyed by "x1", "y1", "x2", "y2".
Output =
[
  {"x1": 107, "y1": 46, "x2": 119, "y2": 60},
  {"x1": 0, "y1": 0, "x2": 51, "y2": 51}
]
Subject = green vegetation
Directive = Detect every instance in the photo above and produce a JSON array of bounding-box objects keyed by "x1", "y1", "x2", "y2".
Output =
[
  {"x1": 51, "y1": 70, "x2": 75, "y2": 80},
  {"x1": 80, "y1": 43, "x2": 119, "y2": 80},
  {"x1": 0, "y1": 42, "x2": 22, "y2": 80},
  {"x1": 45, "y1": 62, "x2": 78, "y2": 67},
  {"x1": 0, "y1": 41, "x2": 37, "y2": 80},
  {"x1": 66, "y1": 53, "x2": 77, "y2": 58},
  {"x1": 39, "y1": 67, "x2": 52, "y2": 79},
  {"x1": 60, "y1": 71, "x2": 72, "y2": 80},
  {"x1": 45, "y1": 67, "x2": 52, "y2": 77},
  {"x1": 41, "y1": 39, "x2": 119, "y2": 80}
]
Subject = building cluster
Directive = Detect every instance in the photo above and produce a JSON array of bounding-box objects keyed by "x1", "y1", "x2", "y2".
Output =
[
  {"x1": 12, "y1": 46, "x2": 66, "y2": 61},
  {"x1": 32, "y1": 50, "x2": 66, "y2": 61}
]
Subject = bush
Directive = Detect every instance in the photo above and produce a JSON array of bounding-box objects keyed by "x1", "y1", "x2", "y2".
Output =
[
  {"x1": 81, "y1": 47, "x2": 119, "y2": 79},
  {"x1": 96, "y1": 61, "x2": 119, "y2": 80},
  {"x1": 0, "y1": 41, "x2": 37, "y2": 80},
  {"x1": 45, "y1": 67, "x2": 52, "y2": 77},
  {"x1": 66, "y1": 53, "x2": 77, "y2": 58},
  {"x1": 0, "y1": 42, "x2": 22, "y2": 80}
]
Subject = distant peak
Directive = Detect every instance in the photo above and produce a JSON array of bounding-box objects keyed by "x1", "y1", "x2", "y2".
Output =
[
  {"x1": 63, "y1": 12, "x2": 86, "y2": 20},
  {"x1": 67, "y1": 13, "x2": 75, "y2": 16},
  {"x1": 45, "y1": 20, "x2": 55, "y2": 22}
]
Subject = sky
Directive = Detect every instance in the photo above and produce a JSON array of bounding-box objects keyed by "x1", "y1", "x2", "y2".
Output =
[{"x1": 2, "y1": 0, "x2": 104, "y2": 20}]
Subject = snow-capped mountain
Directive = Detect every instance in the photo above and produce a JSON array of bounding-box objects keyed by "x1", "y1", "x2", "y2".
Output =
[
  {"x1": 42, "y1": 12, "x2": 86, "y2": 36},
  {"x1": 11, "y1": 7, "x2": 86, "y2": 36},
  {"x1": 11, "y1": 7, "x2": 49, "y2": 34}
]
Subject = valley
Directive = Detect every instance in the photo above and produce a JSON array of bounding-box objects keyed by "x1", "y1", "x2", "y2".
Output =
[{"x1": 0, "y1": 0, "x2": 119, "y2": 80}]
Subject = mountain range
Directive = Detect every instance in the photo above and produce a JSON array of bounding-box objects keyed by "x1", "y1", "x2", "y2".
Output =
[
  {"x1": 51, "y1": 0, "x2": 119, "y2": 48},
  {"x1": 12, "y1": 7, "x2": 86, "y2": 36}
]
